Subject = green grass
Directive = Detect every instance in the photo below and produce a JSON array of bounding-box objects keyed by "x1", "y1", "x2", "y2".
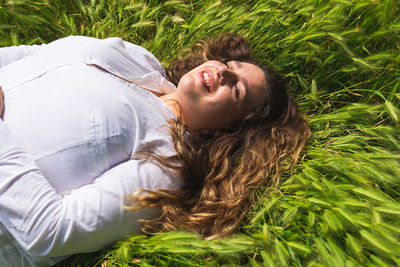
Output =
[{"x1": 1, "y1": 0, "x2": 400, "y2": 265}]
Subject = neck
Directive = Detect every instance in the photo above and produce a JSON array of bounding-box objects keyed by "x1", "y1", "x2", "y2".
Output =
[{"x1": 160, "y1": 92, "x2": 181, "y2": 119}]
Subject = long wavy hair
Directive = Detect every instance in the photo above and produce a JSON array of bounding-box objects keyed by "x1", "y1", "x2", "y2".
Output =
[{"x1": 128, "y1": 33, "x2": 311, "y2": 239}]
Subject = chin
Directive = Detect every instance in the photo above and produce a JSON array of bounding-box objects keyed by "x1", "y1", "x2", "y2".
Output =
[
  {"x1": 177, "y1": 75, "x2": 193, "y2": 93},
  {"x1": 179, "y1": 75, "x2": 200, "y2": 97}
]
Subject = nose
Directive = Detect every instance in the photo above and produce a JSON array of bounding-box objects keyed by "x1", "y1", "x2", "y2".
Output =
[{"x1": 216, "y1": 65, "x2": 238, "y2": 85}]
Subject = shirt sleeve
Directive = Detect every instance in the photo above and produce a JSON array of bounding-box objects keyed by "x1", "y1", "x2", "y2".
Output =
[
  {"x1": 0, "y1": 119, "x2": 181, "y2": 257},
  {"x1": 0, "y1": 43, "x2": 47, "y2": 69}
]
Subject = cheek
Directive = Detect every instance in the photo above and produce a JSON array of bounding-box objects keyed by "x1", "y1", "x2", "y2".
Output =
[
  {"x1": 180, "y1": 98, "x2": 225, "y2": 129},
  {"x1": 178, "y1": 87, "x2": 236, "y2": 129},
  {"x1": 209, "y1": 89, "x2": 234, "y2": 112}
]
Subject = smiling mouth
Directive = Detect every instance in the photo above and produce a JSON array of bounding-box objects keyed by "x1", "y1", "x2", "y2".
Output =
[
  {"x1": 203, "y1": 72, "x2": 210, "y2": 88},
  {"x1": 200, "y1": 71, "x2": 213, "y2": 93}
]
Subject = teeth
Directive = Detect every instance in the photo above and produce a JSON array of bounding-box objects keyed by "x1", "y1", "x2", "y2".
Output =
[{"x1": 203, "y1": 72, "x2": 210, "y2": 87}]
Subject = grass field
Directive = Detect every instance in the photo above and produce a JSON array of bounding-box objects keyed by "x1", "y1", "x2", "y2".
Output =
[{"x1": 1, "y1": 0, "x2": 400, "y2": 266}]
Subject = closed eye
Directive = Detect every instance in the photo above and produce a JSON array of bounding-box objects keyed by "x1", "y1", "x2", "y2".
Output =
[{"x1": 225, "y1": 62, "x2": 240, "y2": 101}]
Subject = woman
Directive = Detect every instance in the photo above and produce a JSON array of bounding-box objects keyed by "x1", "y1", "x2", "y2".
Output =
[{"x1": 0, "y1": 33, "x2": 310, "y2": 266}]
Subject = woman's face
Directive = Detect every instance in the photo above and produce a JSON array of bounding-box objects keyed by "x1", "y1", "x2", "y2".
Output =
[{"x1": 175, "y1": 60, "x2": 267, "y2": 129}]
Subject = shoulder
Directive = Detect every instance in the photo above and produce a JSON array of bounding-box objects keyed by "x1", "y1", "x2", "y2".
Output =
[
  {"x1": 41, "y1": 36, "x2": 162, "y2": 69},
  {"x1": 84, "y1": 37, "x2": 164, "y2": 75}
]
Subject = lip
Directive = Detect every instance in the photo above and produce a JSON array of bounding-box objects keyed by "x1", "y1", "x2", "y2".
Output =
[{"x1": 198, "y1": 70, "x2": 214, "y2": 94}]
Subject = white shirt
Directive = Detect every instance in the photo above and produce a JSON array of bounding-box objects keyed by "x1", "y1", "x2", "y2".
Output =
[{"x1": 0, "y1": 36, "x2": 182, "y2": 266}]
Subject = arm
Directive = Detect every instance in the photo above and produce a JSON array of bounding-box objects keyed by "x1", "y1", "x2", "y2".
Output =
[
  {"x1": 0, "y1": 120, "x2": 180, "y2": 257},
  {"x1": 0, "y1": 43, "x2": 47, "y2": 69}
]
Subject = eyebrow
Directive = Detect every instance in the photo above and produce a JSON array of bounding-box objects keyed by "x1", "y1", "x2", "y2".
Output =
[{"x1": 235, "y1": 61, "x2": 249, "y2": 102}]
